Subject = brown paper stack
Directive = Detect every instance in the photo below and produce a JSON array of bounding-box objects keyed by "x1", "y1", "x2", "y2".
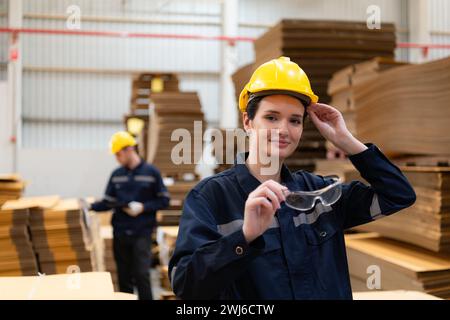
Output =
[
  {"x1": 353, "y1": 57, "x2": 450, "y2": 156},
  {"x1": 0, "y1": 174, "x2": 26, "y2": 207},
  {"x1": 156, "y1": 226, "x2": 178, "y2": 299},
  {"x1": 0, "y1": 197, "x2": 41, "y2": 276},
  {"x1": 354, "y1": 166, "x2": 450, "y2": 253},
  {"x1": 130, "y1": 73, "x2": 179, "y2": 111},
  {"x1": 328, "y1": 57, "x2": 408, "y2": 136},
  {"x1": 127, "y1": 73, "x2": 180, "y2": 158},
  {"x1": 0, "y1": 272, "x2": 136, "y2": 300},
  {"x1": 346, "y1": 233, "x2": 450, "y2": 299},
  {"x1": 254, "y1": 20, "x2": 396, "y2": 104},
  {"x1": 100, "y1": 225, "x2": 119, "y2": 291},
  {"x1": 29, "y1": 198, "x2": 101, "y2": 275},
  {"x1": 147, "y1": 92, "x2": 205, "y2": 177}
]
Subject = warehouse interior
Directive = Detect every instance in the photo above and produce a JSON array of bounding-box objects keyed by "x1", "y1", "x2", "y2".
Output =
[{"x1": 0, "y1": 0, "x2": 450, "y2": 300}]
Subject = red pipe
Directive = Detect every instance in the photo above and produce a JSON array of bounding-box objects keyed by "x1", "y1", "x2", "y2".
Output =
[
  {"x1": 1, "y1": 28, "x2": 450, "y2": 51},
  {"x1": 0, "y1": 27, "x2": 255, "y2": 43}
]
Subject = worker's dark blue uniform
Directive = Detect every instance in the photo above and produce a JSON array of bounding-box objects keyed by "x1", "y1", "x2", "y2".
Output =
[
  {"x1": 91, "y1": 159, "x2": 170, "y2": 236},
  {"x1": 91, "y1": 159, "x2": 170, "y2": 300},
  {"x1": 169, "y1": 143, "x2": 416, "y2": 300}
]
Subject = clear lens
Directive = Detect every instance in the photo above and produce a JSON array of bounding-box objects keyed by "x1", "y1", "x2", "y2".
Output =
[
  {"x1": 283, "y1": 176, "x2": 342, "y2": 211},
  {"x1": 320, "y1": 183, "x2": 342, "y2": 206},
  {"x1": 284, "y1": 191, "x2": 316, "y2": 211}
]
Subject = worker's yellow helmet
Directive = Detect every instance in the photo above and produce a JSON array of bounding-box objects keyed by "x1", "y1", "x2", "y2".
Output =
[
  {"x1": 109, "y1": 131, "x2": 137, "y2": 154},
  {"x1": 238, "y1": 56, "x2": 318, "y2": 113}
]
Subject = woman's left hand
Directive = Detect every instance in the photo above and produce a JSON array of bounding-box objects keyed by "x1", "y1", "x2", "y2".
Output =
[{"x1": 307, "y1": 103, "x2": 368, "y2": 155}]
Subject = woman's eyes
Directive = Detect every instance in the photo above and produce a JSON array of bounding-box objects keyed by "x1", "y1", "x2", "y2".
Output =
[
  {"x1": 264, "y1": 115, "x2": 277, "y2": 121},
  {"x1": 264, "y1": 116, "x2": 302, "y2": 125}
]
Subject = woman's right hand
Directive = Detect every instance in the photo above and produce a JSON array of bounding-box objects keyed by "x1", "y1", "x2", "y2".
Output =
[{"x1": 243, "y1": 180, "x2": 287, "y2": 243}]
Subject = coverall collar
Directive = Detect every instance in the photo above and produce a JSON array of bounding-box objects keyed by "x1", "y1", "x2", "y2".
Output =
[{"x1": 234, "y1": 152, "x2": 298, "y2": 195}]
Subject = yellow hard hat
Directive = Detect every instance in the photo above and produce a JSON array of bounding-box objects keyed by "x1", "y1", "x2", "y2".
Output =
[
  {"x1": 109, "y1": 131, "x2": 137, "y2": 154},
  {"x1": 238, "y1": 56, "x2": 318, "y2": 113}
]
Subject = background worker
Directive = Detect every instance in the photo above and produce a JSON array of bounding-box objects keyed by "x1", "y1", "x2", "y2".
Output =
[{"x1": 91, "y1": 131, "x2": 170, "y2": 300}]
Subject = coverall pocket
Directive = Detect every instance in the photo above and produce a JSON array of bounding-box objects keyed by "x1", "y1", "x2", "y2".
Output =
[{"x1": 304, "y1": 218, "x2": 338, "y2": 246}]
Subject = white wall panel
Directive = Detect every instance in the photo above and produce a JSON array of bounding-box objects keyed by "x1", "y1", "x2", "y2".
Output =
[
  {"x1": 18, "y1": 148, "x2": 117, "y2": 198},
  {"x1": 429, "y1": 0, "x2": 450, "y2": 61}
]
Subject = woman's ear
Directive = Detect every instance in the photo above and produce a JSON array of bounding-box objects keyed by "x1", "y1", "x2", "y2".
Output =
[{"x1": 242, "y1": 112, "x2": 251, "y2": 132}]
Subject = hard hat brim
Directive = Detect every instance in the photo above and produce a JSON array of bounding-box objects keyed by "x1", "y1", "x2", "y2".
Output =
[{"x1": 249, "y1": 90, "x2": 313, "y2": 108}]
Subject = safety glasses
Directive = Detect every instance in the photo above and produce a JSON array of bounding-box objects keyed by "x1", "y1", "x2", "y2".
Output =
[{"x1": 283, "y1": 175, "x2": 342, "y2": 211}]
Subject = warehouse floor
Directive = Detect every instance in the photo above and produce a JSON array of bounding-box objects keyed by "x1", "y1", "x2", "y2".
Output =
[{"x1": 151, "y1": 268, "x2": 165, "y2": 300}]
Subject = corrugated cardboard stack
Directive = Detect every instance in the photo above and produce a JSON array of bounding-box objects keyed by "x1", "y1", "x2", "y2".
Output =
[
  {"x1": 0, "y1": 198, "x2": 40, "y2": 276},
  {"x1": 165, "y1": 180, "x2": 198, "y2": 210},
  {"x1": 232, "y1": 63, "x2": 256, "y2": 129},
  {"x1": 353, "y1": 166, "x2": 450, "y2": 253},
  {"x1": 328, "y1": 57, "x2": 408, "y2": 137},
  {"x1": 147, "y1": 92, "x2": 205, "y2": 177},
  {"x1": 346, "y1": 233, "x2": 450, "y2": 299},
  {"x1": 156, "y1": 210, "x2": 182, "y2": 226},
  {"x1": 0, "y1": 174, "x2": 26, "y2": 207},
  {"x1": 0, "y1": 272, "x2": 136, "y2": 300},
  {"x1": 342, "y1": 163, "x2": 450, "y2": 296},
  {"x1": 254, "y1": 20, "x2": 396, "y2": 105},
  {"x1": 127, "y1": 73, "x2": 180, "y2": 158},
  {"x1": 156, "y1": 226, "x2": 178, "y2": 299},
  {"x1": 95, "y1": 211, "x2": 119, "y2": 291},
  {"x1": 353, "y1": 290, "x2": 441, "y2": 300},
  {"x1": 353, "y1": 56, "x2": 450, "y2": 157},
  {"x1": 29, "y1": 198, "x2": 102, "y2": 275},
  {"x1": 100, "y1": 225, "x2": 119, "y2": 291},
  {"x1": 130, "y1": 73, "x2": 179, "y2": 112}
]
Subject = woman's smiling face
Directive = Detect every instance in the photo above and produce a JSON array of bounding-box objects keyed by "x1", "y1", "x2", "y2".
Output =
[{"x1": 243, "y1": 94, "x2": 305, "y2": 161}]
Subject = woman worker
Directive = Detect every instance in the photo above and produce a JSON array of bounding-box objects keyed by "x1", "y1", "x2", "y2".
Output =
[{"x1": 169, "y1": 57, "x2": 416, "y2": 299}]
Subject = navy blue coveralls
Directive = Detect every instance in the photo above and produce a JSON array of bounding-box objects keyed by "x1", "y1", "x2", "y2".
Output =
[
  {"x1": 91, "y1": 159, "x2": 170, "y2": 300},
  {"x1": 169, "y1": 143, "x2": 416, "y2": 299}
]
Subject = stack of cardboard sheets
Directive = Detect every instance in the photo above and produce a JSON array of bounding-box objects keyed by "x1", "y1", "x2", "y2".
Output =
[
  {"x1": 0, "y1": 272, "x2": 136, "y2": 300},
  {"x1": 100, "y1": 225, "x2": 118, "y2": 291},
  {"x1": 156, "y1": 226, "x2": 178, "y2": 298},
  {"x1": 130, "y1": 73, "x2": 179, "y2": 111},
  {"x1": 0, "y1": 197, "x2": 44, "y2": 276},
  {"x1": 254, "y1": 19, "x2": 396, "y2": 104},
  {"x1": 345, "y1": 233, "x2": 450, "y2": 299},
  {"x1": 127, "y1": 73, "x2": 180, "y2": 158},
  {"x1": 353, "y1": 290, "x2": 441, "y2": 300},
  {"x1": 156, "y1": 210, "x2": 182, "y2": 226},
  {"x1": 353, "y1": 56, "x2": 450, "y2": 156},
  {"x1": 328, "y1": 57, "x2": 408, "y2": 136},
  {"x1": 0, "y1": 174, "x2": 26, "y2": 207},
  {"x1": 232, "y1": 63, "x2": 256, "y2": 129},
  {"x1": 232, "y1": 63, "x2": 255, "y2": 105},
  {"x1": 165, "y1": 180, "x2": 197, "y2": 210},
  {"x1": 29, "y1": 198, "x2": 101, "y2": 275},
  {"x1": 354, "y1": 166, "x2": 450, "y2": 253},
  {"x1": 147, "y1": 92, "x2": 205, "y2": 177}
]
